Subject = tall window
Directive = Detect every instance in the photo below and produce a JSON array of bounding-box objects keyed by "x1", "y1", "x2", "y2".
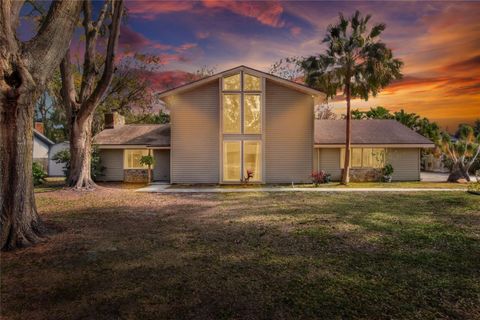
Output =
[
  {"x1": 124, "y1": 149, "x2": 151, "y2": 169},
  {"x1": 340, "y1": 148, "x2": 385, "y2": 168},
  {"x1": 222, "y1": 72, "x2": 262, "y2": 134},
  {"x1": 221, "y1": 71, "x2": 263, "y2": 182}
]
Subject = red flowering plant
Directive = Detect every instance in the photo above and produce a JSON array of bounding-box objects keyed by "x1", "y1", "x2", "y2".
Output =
[
  {"x1": 243, "y1": 169, "x2": 254, "y2": 183},
  {"x1": 311, "y1": 170, "x2": 331, "y2": 186}
]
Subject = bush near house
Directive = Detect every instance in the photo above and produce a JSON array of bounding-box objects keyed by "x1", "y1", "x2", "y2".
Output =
[
  {"x1": 311, "y1": 170, "x2": 331, "y2": 186},
  {"x1": 32, "y1": 162, "x2": 47, "y2": 186}
]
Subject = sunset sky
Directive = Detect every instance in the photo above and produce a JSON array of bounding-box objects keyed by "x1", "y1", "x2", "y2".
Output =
[{"x1": 23, "y1": 1, "x2": 480, "y2": 131}]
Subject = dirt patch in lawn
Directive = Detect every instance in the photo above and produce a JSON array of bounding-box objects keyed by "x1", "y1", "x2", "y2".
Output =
[{"x1": 1, "y1": 188, "x2": 480, "y2": 319}]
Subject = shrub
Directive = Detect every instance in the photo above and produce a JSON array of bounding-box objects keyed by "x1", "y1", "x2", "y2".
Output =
[
  {"x1": 382, "y1": 164, "x2": 394, "y2": 182},
  {"x1": 32, "y1": 162, "x2": 47, "y2": 186},
  {"x1": 311, "y1": 170, "x2": 331, "y2": 186}
]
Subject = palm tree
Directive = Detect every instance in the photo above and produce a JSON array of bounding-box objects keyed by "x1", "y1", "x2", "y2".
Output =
[
  {"x1": 365, "y1": 106, "x2": 393, "y2": 119},
  {"x1": 301, "y1": 11, "x2": 403, "y2": 184},
  {"x1": 394, "y1": 109, "x2": 420, "y2": 129}
]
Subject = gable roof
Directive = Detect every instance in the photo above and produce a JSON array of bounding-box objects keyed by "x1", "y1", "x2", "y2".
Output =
[
  {"x1": 34, "y1": 129, "x2": 54, "y2": 146},
  {"x1": 315, "y1": 120, "x2": 435, "y2": 147},
  {"x1": 94, "y1": 124, "x2": 170, "y2": 147},
  {"x1": 157, "y1": 65, "x2": 325, "y2": 99}
]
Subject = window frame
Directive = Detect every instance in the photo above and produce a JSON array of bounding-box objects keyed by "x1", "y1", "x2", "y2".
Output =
[
  {"x1": 243, "y1": 140, "x2": 262, "y2": 182},
  {"x1": 123, "y1": 149, "x2": 152, "y2": 170},
  {"x1": 223, "y1": 140, "x2": 242, "y2": 181},
  {"x1": 340, "y1": 147, "x2": 386, "y2": 169},
  {"x1": 220, "y1": 69, "x2": 265, "y2": 183},
  {"x1": 221, "y1": 71, "x2": 262, "y2": 135}
]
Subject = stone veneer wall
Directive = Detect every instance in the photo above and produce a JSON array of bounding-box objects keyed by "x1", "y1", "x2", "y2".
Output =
[
  {"x1": 124, "y1": 169, "x2": 148, "y2": 183},
  {"x1": 349, "y1": 168, "x2": 382, "y2": 182}
]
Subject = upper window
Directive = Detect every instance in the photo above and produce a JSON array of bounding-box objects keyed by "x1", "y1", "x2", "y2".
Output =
[
  {"x1": 223, "y1": 73, "x2": 241, "y2": 91},
  {"x1": 244, "y1": 73, "x2": 261, "y2": 91},
  {"x1": 124, "y1": 149, "x2": 151, "y2": 169},
  {"x1": 222, "y1": 71, "x2": 262, "y2": 134},
  {"x1": 223, "y1": 94, "x2": 241, "y2": 134},
  {"x1": 244, "y1": 94, "x2": 261, "y2": 134},
  {"x1": 341, "y1": 148, "x2": 385, "y2": 168}
]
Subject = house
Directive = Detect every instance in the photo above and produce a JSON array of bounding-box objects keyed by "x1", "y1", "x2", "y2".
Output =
[
  {"x1": 33, "y1": 123, "x2": 54, "y2": 172},
  {"x1": 94, "y1": 65, "x2": 434, "y2": 183},
  {"x1": 48, "y1": 141, "x2": 69, "y2": 177}
]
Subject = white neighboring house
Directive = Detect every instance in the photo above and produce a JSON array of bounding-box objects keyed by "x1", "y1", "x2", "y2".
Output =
[
  {"x1": 33, "y1": 128, "x2": 54, "y2": 172},
  {"x1": 48, "y1": 141, "x2": 69, "y2": 176}
]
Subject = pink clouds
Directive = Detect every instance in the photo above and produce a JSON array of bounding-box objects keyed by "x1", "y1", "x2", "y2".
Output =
[
  {"x1": 126, "y1": 0, "x2": 286, "y2": 28},
  {"x1": 126, "y1": 0, "x2": 195, "y2": 19},
  {"x1": 202, "y1": 0, "x2": 285, "y2": 27},
  {"x1": 118, "y1": 26, "x2": 198, "y2": 65},
  {"x1": 290, "y1": 26, "x2": 302, "y2": 36},
  {"x1": 141, "y1": 70, "x2": 193, "y2": 91}
]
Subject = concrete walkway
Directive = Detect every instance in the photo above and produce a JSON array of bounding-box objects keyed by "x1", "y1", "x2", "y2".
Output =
[{"x1": 136, "y1": 184, "x2": 465, "y2": 193}]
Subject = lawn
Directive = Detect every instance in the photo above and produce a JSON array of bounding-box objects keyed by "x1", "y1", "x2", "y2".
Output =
[{"x1": 1, "y1": 188, "x2": 479, "y2": 319}]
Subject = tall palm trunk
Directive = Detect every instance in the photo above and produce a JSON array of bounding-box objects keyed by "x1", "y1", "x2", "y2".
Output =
[
  {"x1": 68, "y1": 114, "x2": 96, "y2": 189},
  {"x1": 1, "y1": 82, "x2": 44, "y2": 249},
  {"x1": 342, "y1": 82, "x2": 352, "y2": 185}
]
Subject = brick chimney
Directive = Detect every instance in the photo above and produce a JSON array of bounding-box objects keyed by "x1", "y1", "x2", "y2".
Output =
[
  {"x1": 35, "y1": 122, "x2": 45, "y2": 134},
  {"x1": 104, "y1": 111, "x2": 125, "y2": 129}
]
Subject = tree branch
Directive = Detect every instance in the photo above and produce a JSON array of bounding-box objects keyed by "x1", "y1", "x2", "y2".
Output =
[
  {"x1": 78, "y1": 0, "x2": 123, "y2": 123},
  {"x1": 24, "y1": 1, "x2": 82, "y2": 85},
  {"x1": 60, "y1": 49, "x2": 79, "y2": 121}
]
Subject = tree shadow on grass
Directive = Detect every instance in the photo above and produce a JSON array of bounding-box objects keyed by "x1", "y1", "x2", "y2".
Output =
[{"x1": 2, "y1": 192, "x2": 480, "y2": 319}]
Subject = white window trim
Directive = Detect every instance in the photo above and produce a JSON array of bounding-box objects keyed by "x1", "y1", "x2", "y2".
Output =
[
  {"x1": 123, "y1": 149, "x2": 152, "y2": 170},
  {"x1": 223, "y1": 140, "x2": 242, "y2": 182},
  {"x1": 219, "y1": 72, "x2": 265, "y2": 183},
  {"x1": 340, "y1": 148, "x2": 386, "y2": 169}
]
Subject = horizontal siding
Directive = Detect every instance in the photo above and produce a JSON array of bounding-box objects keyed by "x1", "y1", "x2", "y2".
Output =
[
  {"x1": 169, "y1": 82, "x2": 219, "y2": 183},
  {"x1": 153, "y1": 150, "x2": 170, "y2": 181},
  {"x1": 100, "y1": 149, "x2": 124, "y2": 181},
  {"x1": 315, "y1": 148, "x2": 342, "y2": 181},
  {"x1": 387, "y1": 148, "x2": 420, "y2": 181},
  {"x1": 48, "y1": 142, "x2": 69, "y2": 176},
  {"x1": 265, "y1": 80, "x2": 313, "y2": 183}
]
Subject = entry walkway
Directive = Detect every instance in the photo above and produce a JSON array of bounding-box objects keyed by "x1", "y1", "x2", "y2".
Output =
[{"x1": 136, "y1": 184, "x2": 465, "y2": 193}]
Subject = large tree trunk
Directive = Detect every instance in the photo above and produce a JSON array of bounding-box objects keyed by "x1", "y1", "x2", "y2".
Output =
[
  {"x1": 447, "y1": 163, "x2": 471, "y2": 182},
  {"x1": 341, "y1": 83, "x2": 352, "y2": 185},
  {"x1": 68, "y1": 114, "x2": 96, "y2": 189},
  {"x1": 1, "y1": 76, "x2": 45, "y2": 250},
  {"x1": 0, "y1": 0, "x2": 82, "y2": 251}
]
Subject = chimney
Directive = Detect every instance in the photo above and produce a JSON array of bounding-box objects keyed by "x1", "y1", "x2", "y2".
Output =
[
  {"x1": 104, "y1": 111, "x2": 125, "y2": 129},
  {"x1": 35, "y1": 122, "x2": 45, "y2": 134}
]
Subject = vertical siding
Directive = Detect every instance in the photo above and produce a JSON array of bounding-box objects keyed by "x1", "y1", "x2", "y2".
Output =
[
  {"x1": 99, "y1": 149, "x2": 124, "y2": 181},
  {"x1": 315, "y1": 148, "x2": 342, "y2": 181},
  {"x1": 265, "y1": 80, "x2": 313, "y2": 183},
  {"x1": 169, "y1": 82, "x2": 219, "y2": 183},
  {"x1": 153, "y1": 150, "x2": 170, "y2": 181},
  {"x1": 387, "y1": 148, "x2": 420, "y2": 181}
]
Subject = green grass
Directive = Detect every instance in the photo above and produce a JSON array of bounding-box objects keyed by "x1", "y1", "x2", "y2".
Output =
[{"x1": 2, "y1": 189, "x2": 479, "y2": 319}]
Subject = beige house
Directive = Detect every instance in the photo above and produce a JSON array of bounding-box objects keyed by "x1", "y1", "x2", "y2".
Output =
[{"x1": 94, "y1": 65, "x2": 434, "y2": 183}]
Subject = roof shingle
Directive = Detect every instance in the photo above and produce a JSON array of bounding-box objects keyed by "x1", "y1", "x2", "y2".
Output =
[
  {"x1": 314, "y1": 120, "x2": 434, "y2": 145},
  {"x1": 94, "y1": 124, "x2": 170, "y2": 147}
]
